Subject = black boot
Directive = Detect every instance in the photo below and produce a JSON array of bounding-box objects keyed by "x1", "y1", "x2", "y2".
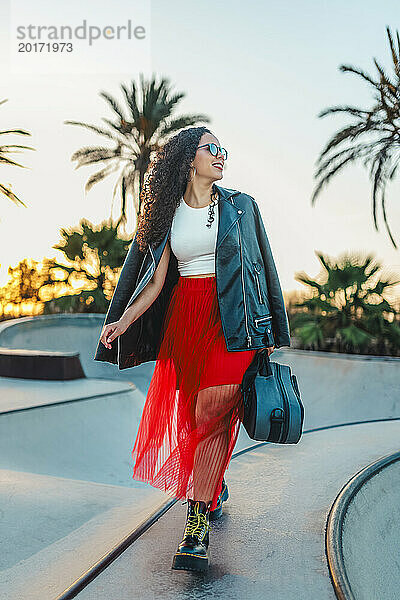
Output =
[
  {"x1": 209, "y1": 477, "x2": 229, "y2": 521},
  {"x1": 172, "y1": 498, "x2": 212, "y2": 572}
]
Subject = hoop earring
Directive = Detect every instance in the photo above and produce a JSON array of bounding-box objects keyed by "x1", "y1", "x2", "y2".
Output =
[{"x1": 189, "y1": 166, "x2": 196, "y2": 182}]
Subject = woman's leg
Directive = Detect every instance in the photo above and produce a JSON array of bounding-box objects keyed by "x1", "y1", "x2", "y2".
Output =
[{"x1": 191, "y1": 383, "x2": 242, "y2": 505}]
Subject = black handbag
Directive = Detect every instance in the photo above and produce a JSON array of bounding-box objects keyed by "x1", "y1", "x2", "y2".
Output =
[{"x1": 240, "y1": 349, "x2": 305, "y2": 443}]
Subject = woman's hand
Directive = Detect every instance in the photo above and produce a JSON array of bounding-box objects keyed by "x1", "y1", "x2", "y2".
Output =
[
  {"x1": 256, "y1": 345, "x2": 275, "y2": 356},
  {"x1": 100, "y1": 318, "x2": 130, "y2": 350}
]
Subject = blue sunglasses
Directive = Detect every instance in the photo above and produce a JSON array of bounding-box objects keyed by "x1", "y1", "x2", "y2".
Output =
[{"x1": 197, "y1": 143, "x2": 228, "y2": 161}]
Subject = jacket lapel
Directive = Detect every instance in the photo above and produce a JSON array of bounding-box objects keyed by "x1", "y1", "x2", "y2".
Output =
[{"x1": 215, "y1": 186, "x2": 243, "y2": 249}]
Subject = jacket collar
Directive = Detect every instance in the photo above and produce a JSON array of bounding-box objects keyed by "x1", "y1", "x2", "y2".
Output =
[{"x1": 214, "y1": 185, "x2": 242, "y2": 249}]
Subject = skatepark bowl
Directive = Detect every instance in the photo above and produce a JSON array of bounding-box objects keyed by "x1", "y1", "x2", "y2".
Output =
[{"x1": 0, "y1": 313, "x2": 399, "y2": 600}]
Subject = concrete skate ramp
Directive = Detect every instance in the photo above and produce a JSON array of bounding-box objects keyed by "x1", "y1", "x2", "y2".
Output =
[
  {"x1": 0, "y1": 374, "x2": 175, "y2": 600},
  {"x1": 0, "y1": 314, "x2": 129, "y2": 381},
  {"x1": 0, "y1": 378, "x2": 143, "y2": 486},
  {"x1": 327, "y1": 450, "x2": 400, "y2": 600},
  {"x1": 278, "y1": 348, "x2": 400, "y2": 429},
  {"x1": 0, "y1": 314, "x2": 155, "y2": 395},
  {"x1": 1, "y1": 313, "x2": 399, "y2": 420},
  {"x1": 1, "y1": 314, "x2": 400, "y2": 599},
  {"x1": 74, "y1": 420, "x2": 400, "y2": 600}
]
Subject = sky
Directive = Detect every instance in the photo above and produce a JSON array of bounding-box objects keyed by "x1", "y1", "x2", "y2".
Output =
[{"x1": 1, "y1": 0, "x2": 400, "y2": 301}]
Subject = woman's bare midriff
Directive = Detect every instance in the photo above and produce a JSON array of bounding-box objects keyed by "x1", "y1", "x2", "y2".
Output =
[{"x1": 183, "y1": 273, "x2": 215, "y2": 278}]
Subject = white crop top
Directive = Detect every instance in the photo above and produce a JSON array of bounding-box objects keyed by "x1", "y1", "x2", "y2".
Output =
[{"x1": 169, "y1": 197, "x2": 218, "y2": 276}]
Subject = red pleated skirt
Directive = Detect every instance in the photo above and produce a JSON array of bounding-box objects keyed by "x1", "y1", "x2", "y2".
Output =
[{"x1": 131, "y1": 275, "x2": 257, "y2": 512}]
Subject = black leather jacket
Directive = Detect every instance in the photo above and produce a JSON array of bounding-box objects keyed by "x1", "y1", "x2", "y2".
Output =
[{"x1": 94, "y1": 184, "x2": 290, "y2": 369}]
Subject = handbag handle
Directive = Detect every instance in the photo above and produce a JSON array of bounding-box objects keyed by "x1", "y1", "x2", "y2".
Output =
[
  {"x1": 259, "y1": 348, "x2": 273, "y2": 377},
  {"x1": 241, "y1": 348, "x2": 273, "y2": 392}
]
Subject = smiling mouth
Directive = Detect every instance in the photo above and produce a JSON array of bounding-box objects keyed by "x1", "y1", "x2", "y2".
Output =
[{"x1": 213, "y1": 163, "x2": 223, "y2": 170}]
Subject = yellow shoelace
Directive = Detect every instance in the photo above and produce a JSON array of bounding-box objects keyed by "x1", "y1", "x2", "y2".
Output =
[{"x1": 184, "y1": 503, "x2": 212, "y2": 539}]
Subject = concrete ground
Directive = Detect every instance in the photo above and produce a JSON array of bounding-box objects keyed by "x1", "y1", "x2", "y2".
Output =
[
  {"x1": 0, "y1": 314, "x2": 399, "y2": 599},
  {"x1": 76, "y1": 420, "x2": 400, "y2": 600}
]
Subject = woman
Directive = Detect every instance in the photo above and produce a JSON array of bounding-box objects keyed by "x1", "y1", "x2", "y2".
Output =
[{"x1": 97, "y1": 126, "x2": 290, "y2": 573}]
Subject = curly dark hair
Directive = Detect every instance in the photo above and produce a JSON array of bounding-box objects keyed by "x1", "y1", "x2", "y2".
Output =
[{"x1": 135, "y1": 125, "x2": 219, "y2": 253}]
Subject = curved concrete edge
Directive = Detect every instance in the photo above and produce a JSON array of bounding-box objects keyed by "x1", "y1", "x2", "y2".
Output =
[
  {"x1": 54, "y1": 497, "x2": 177, "y2": 600},
  {"x1": 0, "y1": 314, "x2": 103, "y2": 335},
  {"x1": 325, "y1": 449, "x2": 400, "y2": 600},
  {"x1": 0, "y1": 376, "x2": 134, "y2": 414},
  {"x1": 281, "y1": 347, "x2": 400, "y2": 362}
]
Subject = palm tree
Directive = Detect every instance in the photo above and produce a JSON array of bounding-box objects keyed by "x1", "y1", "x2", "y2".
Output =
[
  {"x1": 0, "y1": 98, "x2": 35, "y2": 208},
  {"x1": 40, "y1": 218, "x2": 132, "y2": 314},
  {"x1": 65, "y1": 74, "x2": 211, "y2": 231},
  {"x1": 312, "y1": 26, "x2": 400, "y2": 249},
  {"x1": 292, "y1": 251, "x2": 400, "y2": 355}
]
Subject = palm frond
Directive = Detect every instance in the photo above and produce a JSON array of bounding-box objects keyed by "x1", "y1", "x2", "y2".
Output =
[
  {"x1": 312, "y1": 27, "x2": 400, "y2": 247},
  {"x1": 0, "y1": 156, "x2": 30, "y2": 168},
  {"x1": 0, "y1": 183, "x2": 27, "y2": 206},
  {"x1": 311, "y1": 147, "x2": 365, "y2": 204},
  {"x1": 339, "y1": 63, "x2": 378, "y2": 88},
  {"x1": 84, "y1": 163, "x2": 119, "y2": 192},
  {"x1": 0, "y1": 144, "x2": 35, "y2": 152},
  {"x1": 386, "y1": 26, "x2": 400, "y2": 78},
  {"x1": 317, "y1": 105, "x2": 371, "y2": 119},
  {"x1": 71, "y1": 148, "x2": 121, "y2": 168},
  {"x1": 157, "y1": 114, "x2": 211, "y2": 139},
  {"x1": 98, "y1": 91, "x2": 127, "y2": 122},
  {"x1": 64, "y1": 120, "x2": 122, "y2": 142},
  {"x1": 381, "y1": 187, "x2": 398, "y2": 248},
  {"x1": 120, "y1": 81, "x2": 140, "y2": 123},
  {"x1": 0, "y1": 129, "x2": 31, "y2": 136}
]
